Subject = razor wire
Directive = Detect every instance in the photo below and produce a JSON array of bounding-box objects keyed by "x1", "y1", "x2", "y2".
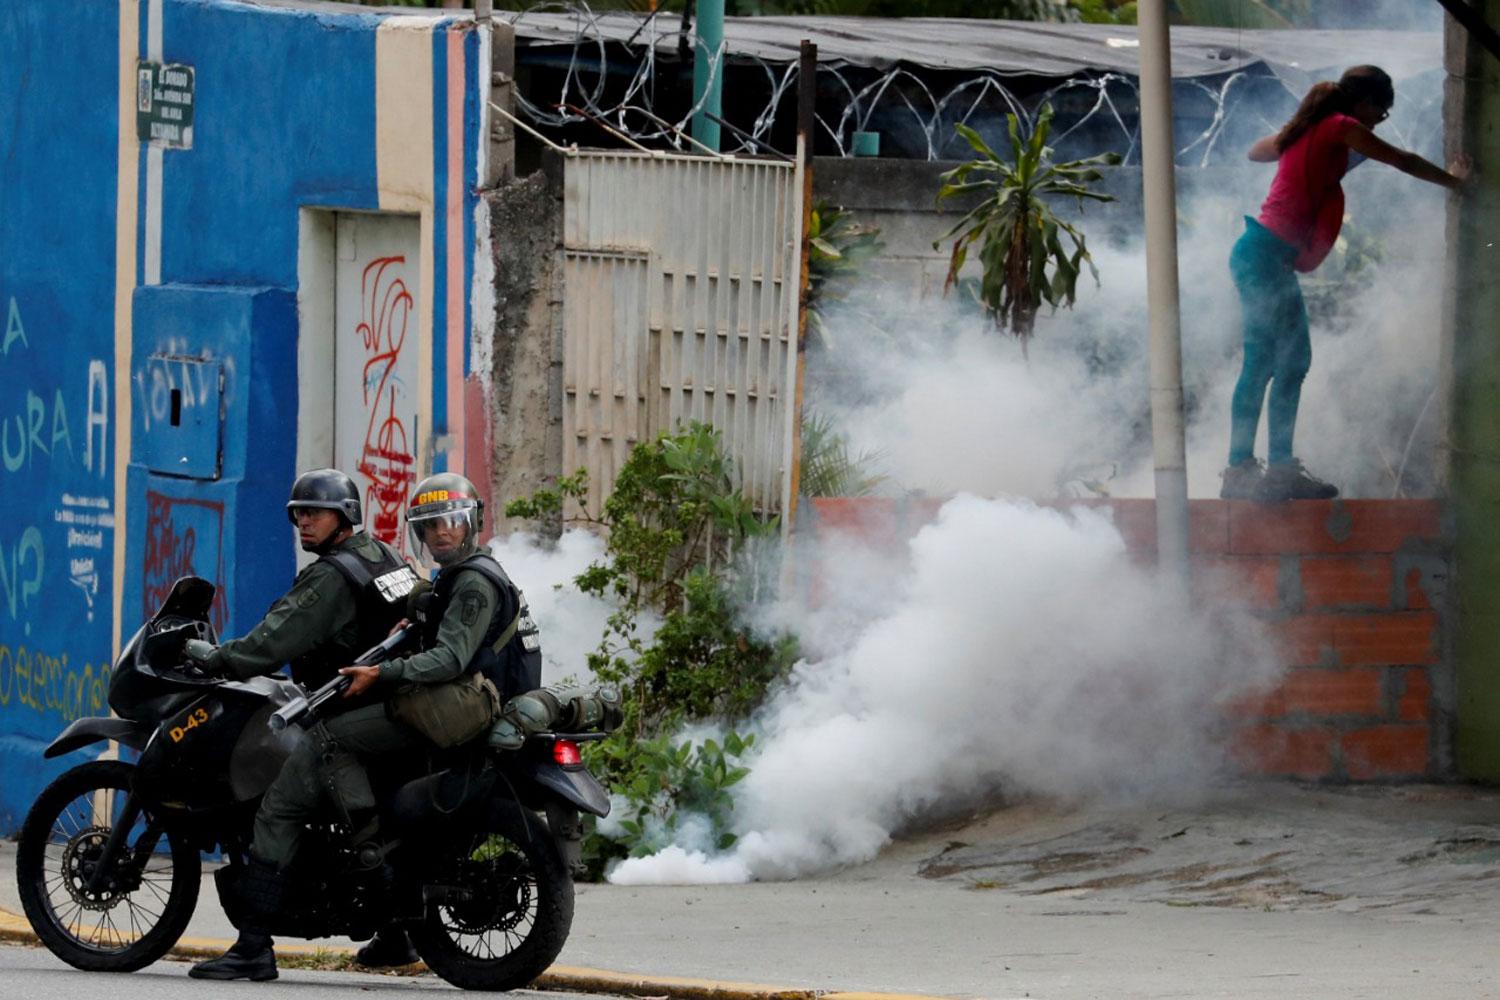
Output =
[{"x1": 498, "y1": 2, "x2": 1441, "y2": 164}]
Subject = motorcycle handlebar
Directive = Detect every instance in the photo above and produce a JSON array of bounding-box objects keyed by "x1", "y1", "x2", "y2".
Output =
[{"x1": 267, "y1": 625, "x2": 414, "y2": 733}]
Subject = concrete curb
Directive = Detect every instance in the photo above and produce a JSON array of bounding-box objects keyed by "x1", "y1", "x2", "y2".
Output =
[{"x1": 0, "y1": 908, "x2": 947, "y2": 1000}]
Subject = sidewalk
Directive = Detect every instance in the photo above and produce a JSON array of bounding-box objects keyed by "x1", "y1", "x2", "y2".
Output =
[{"x1": 6, "y1": 781, "x2": 1500, "y2": 999}]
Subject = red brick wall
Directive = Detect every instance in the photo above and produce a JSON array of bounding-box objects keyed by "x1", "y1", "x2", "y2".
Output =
[{"x1": 802, "y1": 497, "x2": 1450, "y2": 782}]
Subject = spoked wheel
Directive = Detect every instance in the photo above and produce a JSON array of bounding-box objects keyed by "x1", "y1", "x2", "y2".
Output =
[
  {"x1": 411, "y1": 805, "x2": 574, "y2": 991},
  {"x1": 16, "y1": 760, "x2": 200, "y2": 971}
]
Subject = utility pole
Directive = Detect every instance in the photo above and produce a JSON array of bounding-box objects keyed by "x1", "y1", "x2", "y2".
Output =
[
  {"x1": 1137, "y1": 0, "x2": 1190, "y2": 586},
  {"x1": 783, "y1": 39, "x2": 816, "y2": 534},
  {"x1": 691, "y1": 0, "x2": 725, "y2": 151}
]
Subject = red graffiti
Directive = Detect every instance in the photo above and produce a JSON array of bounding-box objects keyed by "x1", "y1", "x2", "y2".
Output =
[
  {"x1": 142, "y1": 491, "x2": 227, "y2": 633},
  {"x1": 355, "y1": 257, "x2": 416, "y2": 554}
]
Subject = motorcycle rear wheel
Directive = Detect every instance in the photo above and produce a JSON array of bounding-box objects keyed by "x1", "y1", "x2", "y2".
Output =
[
  {"x1": 16, "y1": 760, "x2": 201, "y2": 972},
  {"x1": 411, "y1": 803, "x2": 574, "y2": 991}
]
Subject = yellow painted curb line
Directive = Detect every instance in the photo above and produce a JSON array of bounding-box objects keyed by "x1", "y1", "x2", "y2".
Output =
[
  {"x1": 0, "y1": 908, "x2": 352, "y2": 958},
  {"x1": 1, "y1": 907, "x2": 950, "y2": 1000}
]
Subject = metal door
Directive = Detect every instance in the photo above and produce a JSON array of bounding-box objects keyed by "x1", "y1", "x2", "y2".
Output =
[
  {"x1": 333, "y1": 213, "x2": 421, "y2": 557},
  {"x1": 561, "y1": 151, "x2": 803, "y2": 519}
]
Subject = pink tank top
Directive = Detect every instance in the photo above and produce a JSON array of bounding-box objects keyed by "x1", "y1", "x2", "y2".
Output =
[{"x1": 1257, "y1": 113, "x2": 1354, "y2": 273}]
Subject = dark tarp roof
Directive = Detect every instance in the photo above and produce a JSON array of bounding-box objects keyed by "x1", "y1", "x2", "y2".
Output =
[{"x1": 503, "y1": 13, "x2": 1441, "y2": 84}]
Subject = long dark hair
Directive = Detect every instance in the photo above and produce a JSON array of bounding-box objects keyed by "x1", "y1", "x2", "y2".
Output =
[{"x1": 1274, "y1": 65, "x2": 1394, "y2": 153}]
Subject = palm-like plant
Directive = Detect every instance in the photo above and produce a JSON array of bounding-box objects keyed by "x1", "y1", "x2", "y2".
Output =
[
  {"x1": 933, "y1": 105, "x2": 1120, "y2": 346},
  {"x1": 806, "y1": 202, "x2": 886, "y2": 349},
  {"x1": 799, "y1": 412, "x2": 885, "y2": 498}
]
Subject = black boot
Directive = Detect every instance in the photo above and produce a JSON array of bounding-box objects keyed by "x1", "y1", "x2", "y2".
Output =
[
  {"x1": 190, "y1": 857, "x2": 283, "y2": 981},
  {"x1": 188, "y1": 929, "x2": 278, "y2": 981},
  {"x1": 1257, "y1": 458, "x2": 1339, "y2": 502},
  {"x1": 355, "y1": 925, "x2": 420, "y2": 967}
]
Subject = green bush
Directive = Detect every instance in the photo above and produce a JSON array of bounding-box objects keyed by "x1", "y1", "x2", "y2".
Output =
[
  {"x1": 506, "y1": 423, "x2": 798, "y2": 878},
  {"x1": 582, "y1": 730, "x2": 757, "y2": 876}
]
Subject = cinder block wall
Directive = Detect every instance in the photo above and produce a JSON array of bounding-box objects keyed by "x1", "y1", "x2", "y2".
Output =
[{"x1": 802, "y1": 498, "x2": 1451, "y2": 782}]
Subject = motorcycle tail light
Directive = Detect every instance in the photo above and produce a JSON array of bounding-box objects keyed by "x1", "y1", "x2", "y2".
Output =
[{"x1": 553, "y1": 740, "x2": 582, "y2": 766}]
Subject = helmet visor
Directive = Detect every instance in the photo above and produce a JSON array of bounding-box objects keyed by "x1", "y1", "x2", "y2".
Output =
[{"x1": 408, "y1": 502, "x2": 479, "y2": 566}]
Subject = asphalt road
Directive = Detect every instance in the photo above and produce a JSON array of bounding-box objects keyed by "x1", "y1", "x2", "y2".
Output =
[
  {"x1": 7, "y1": 782, "x2": 1500, "y2": 998},
  {"x1": 0, "y1": 942, "x2": 610, "y2": 999}
]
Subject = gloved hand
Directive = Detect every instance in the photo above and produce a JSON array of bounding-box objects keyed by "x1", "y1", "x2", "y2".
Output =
[{"x1": 183, "y1": 639, "x2": 218, "y2": 665}]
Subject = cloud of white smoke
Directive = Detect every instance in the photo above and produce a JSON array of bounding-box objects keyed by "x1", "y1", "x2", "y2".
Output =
[
  {"x1": 608, "y1": 496, "x2": 1279, "y2": 884},
  {"x1": 489, "y1": 529, "x2": 614, "y2": 686},
  {"x1": 549, "y1": 53, "x2": 1447, "y2": 886}
]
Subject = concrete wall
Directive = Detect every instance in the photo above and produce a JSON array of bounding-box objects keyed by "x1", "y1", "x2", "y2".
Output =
[
  {"x1": 486, "y1": 155, "x2": 566, "y2": 537},
  {"x1": 812, "y1": 156, "x2": 1219, "y2": 299},
  {"x1": 805, "y1": 497, "x2": 1452, "y2": 782},
  {"x1": 0, "y1": 1, "x2": 124, "y2": 833},
  {"x1": 1444, "y1": 2, "x2": 1500, "y2": 780},
  {"x1": 0, "y1": 0, "x2": 494, "y2": 833}
]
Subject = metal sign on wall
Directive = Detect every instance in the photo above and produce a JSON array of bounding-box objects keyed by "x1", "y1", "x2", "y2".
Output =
[{"x1": 136, "y1": 61, "x2": 195, "y2": 148}]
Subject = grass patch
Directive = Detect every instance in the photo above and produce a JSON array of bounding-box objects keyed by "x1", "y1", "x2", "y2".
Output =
[
  {"x1": 279, "y1": 948, "x2": 429, "y2": 976},
  {"x1": 162, "y1": 945, "x2": 428, "y2": 977}
]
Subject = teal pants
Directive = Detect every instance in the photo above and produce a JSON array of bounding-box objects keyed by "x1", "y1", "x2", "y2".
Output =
[{"x1": 1228, "y1": 217, "x2": 1310, "y2": 466}]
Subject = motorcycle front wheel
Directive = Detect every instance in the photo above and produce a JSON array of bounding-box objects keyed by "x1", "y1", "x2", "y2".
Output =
[
  {"x1": 16, "y1": 760, "x2": 201, "y2": 972},
  {"x1": 411, "y1": 802, "x2": 574, "y2": 991}
]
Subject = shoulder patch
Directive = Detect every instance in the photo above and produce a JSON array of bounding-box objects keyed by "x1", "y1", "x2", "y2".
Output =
[
  {"x1": 296, "y1": 587, "x2": 322, "y2": 610},
  {"x1": 459, "y1": 590, "x2": 485, "y2": 626}
]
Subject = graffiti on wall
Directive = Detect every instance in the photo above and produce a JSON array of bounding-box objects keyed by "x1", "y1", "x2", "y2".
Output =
[
  {"x1": 2, "y1": 298, "x2": 102, "y2": 478},
  {"x1": 0, "y1": 645, "x2": 110, "y2": 723},
  {"x1": 137, "y1": 347, "x2": 220, "y2": 433},
  {"x1": 56, "y1": 494, "x2": 109, "y2": 621},
  {"x1": 143, "y1": 490, "x2": 227, "y2": 633},
  {"x1": 1, "y1": 298, "x2": 112, "y2": 629},
  {"x1": 0, "y1": 525, "x2": 44, "y2": 636},
  {"x1": 355, "y1": 257, "x2": 416, "y2": 554}
]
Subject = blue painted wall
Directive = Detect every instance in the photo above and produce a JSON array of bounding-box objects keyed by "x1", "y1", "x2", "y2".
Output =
[
  {"x1": 0, "y1": 0, "x2": 483, "y2": 834},
  {"x1": 0, "y1": 1, "x2": 124, "y2": 833}
]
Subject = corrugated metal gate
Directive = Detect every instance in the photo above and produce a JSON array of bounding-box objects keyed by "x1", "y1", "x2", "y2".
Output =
[{"x1": 561, "y1": 150, "x2": 804, "y2": 518}]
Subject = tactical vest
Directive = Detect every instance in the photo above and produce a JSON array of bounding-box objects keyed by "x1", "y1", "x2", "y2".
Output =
[
  {"x1": 423, "y1": 553, "x2": 542, "y2": 701},
  {"x1": 289, "y1": 536, "x2": 419, "y2": 687}
]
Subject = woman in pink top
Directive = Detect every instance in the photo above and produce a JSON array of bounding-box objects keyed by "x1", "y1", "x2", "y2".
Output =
[{"x1": 1222, "y1": 65, "x2": 1469, "y2": 502}]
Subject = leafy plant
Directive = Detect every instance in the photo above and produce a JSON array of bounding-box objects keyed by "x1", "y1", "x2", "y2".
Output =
[
  {"x1": 807, "y1": 202, "x2": 887, "y2": 350},
  {"x1": 1071, "y1": 0, "x2": 1136, "y2": 22},
  {"x1": 799, "y1": 411, "x2": 885, "y2": 498},
  {"x1": 1072, "y1": 0, "x2": 1310, "y2": 24},
  {"x1": 507, "y1": 424, "x2": 798, "y2": 878},
  {"x1": 582, "y1": 730, "x2": 756, "y2": 876},
  {"x1": 933, "y1": 104, "x2": 1120, "y2": 347},
  {"x1": 1169, "y1": 0, "x2": 1297, "y2": 28}
]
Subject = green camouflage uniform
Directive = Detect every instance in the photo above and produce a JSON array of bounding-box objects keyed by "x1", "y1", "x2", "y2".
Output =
[
  {"x1": 205, "y1": 533, "x2": 393, "y2": 681},
  {"x1": 251, "y1": 568, "x2": 499, "y2": 868}
]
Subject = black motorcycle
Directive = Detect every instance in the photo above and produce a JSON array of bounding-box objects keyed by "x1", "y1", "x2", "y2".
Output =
[{"x1": 15, "y1": 575, "x2": 611, "y2": 991}]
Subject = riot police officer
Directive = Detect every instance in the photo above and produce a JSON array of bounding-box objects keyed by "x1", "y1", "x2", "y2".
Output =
[
  {"x1": 185, "y1": 468, "x2": 418, "y2": 687},
  {"x1": 355, "y1": 471, "x2": 542, "y2": 703},
  {"x1": 191, "y1": 472, "x2": 540, "y2": 982},
  {"x1": 336, "y1": 472, "x2": 542, "y2": 968}
]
